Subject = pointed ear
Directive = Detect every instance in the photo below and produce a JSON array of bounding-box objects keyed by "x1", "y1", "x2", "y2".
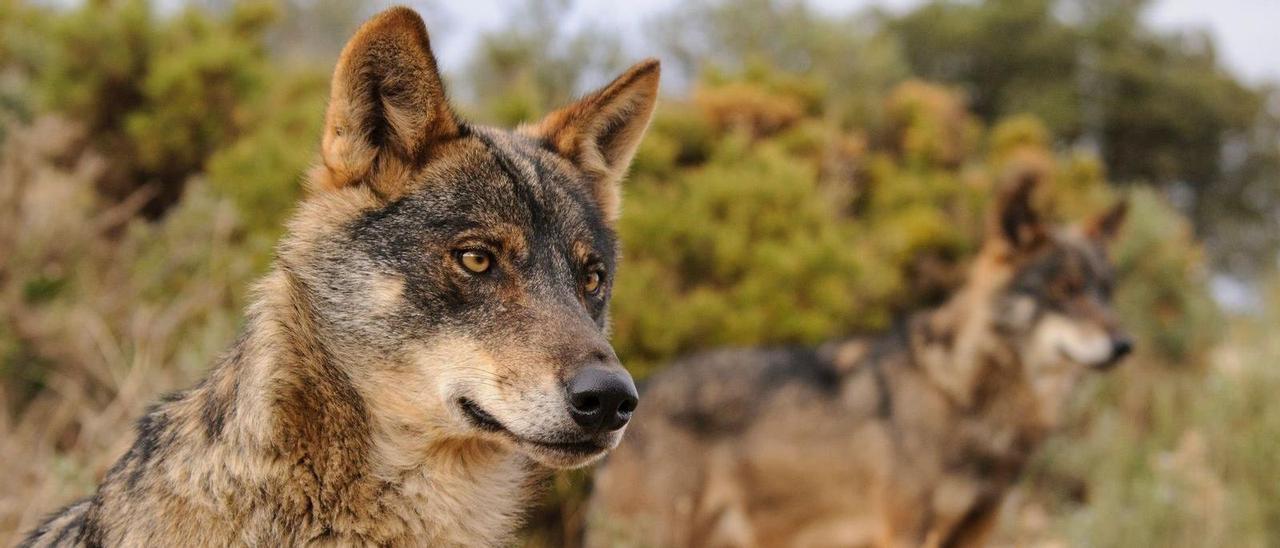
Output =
[
  {"x1": 531, "y1": 59, "x2": 661, "y2": 223},
  {"x1": 1085, "y1": 199, "x2": 1129, "y2": 245},
  {"x1": 988, "y1": 174, "x2": 1046, "y2": 251},
  {"x1": 317, "y1": 7, "x2": 459, "y2": 198}
]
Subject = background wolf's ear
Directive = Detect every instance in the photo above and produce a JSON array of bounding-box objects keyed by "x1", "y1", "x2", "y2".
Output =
[
  {"x1": 316, "y1": 7, "x2": 459, "y2": 197},
  {"x1": 531, "y1": 59, "x2": 661, "y2": 223},
  {"x1": 1085, "y1": 199, "x2": 1129, "y2": 245},
  {"x1": 989, "y1": 174, "x2": 1046, "y2": 251}
]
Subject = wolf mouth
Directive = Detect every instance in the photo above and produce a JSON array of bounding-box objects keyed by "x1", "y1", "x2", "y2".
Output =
[
  {"x1": 458, "y1": 398, "x2": 603, "y2": 456},
  {"x1": 459, "y1": 397, "x2": 505, "y2": 431}
]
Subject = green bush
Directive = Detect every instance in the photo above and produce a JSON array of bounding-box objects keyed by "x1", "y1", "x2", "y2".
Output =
[
  {"x1": 205, "y1": 69, "x2": 328, "y2": 240},
  {"x1": 34, "y1": 0, "x2": 276, "y2": 215},
  {"x1": 615, "y1": 134, "x2": 900, "y2": 375},
  {"x1": 610, "y1": 76, "x2": 1219, "y2": 379}
]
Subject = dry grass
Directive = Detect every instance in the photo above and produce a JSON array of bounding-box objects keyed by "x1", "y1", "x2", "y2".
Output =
[{"x1": 0, "y1": 117, "x2": 261, "y2": 544}]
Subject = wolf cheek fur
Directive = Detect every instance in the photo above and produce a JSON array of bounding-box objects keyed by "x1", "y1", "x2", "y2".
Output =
[{"x1": 22, "y1": 6, "x2": 659, "y2": 547}]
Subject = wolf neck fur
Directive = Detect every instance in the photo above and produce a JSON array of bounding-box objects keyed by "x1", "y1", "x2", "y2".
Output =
[{"x1": 906, "y1": 264, "x2": 1053, "y2": 437}]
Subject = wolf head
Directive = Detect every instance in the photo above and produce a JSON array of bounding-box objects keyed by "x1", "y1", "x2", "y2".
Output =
[
  {"x1": 974, "y1": 175, "x2": 1133, "y2": 416},
  {"x1": 982, "y1": 176, "x2": 1132, "y2": 373},
  {"x1": 919, "y1": 175, "x2": 1131, "y2": 418},
  {"x1": 281, "y1": 8, "x2": 658, "y2": 469}
]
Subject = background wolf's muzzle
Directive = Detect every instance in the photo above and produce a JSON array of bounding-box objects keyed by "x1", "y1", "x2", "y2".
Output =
[{"x1": 1097, "y1": 335, "x2": 1134, "y2": 369}]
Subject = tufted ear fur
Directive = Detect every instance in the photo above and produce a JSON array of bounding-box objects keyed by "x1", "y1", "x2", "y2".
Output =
[
  {"x1": 988, "y1": 174, "x2": 1046, "y2": 253},
  {"x1": 316, "y1": 6, "x2": 459, "y2": 198},
  {"x1": 529, "y1": 59, "x2": 660, "y2": 223},
  {"x1": 1084, "y1": 199, "x2": 1129, "y2": 246}
]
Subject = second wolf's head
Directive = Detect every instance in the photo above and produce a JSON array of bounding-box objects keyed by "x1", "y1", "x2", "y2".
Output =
[
  {"x1": 280, "y1": 8, "x2": 658, "y2": 468},
  {"x1": 919, "y1": 176, "x2": 1131, "y2": 418}
]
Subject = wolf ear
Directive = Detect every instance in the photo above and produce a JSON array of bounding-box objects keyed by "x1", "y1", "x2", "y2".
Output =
[
  {"x1": 1085, "y1": 199, "x2": 1129, "y2": 245},
  {"x1": 317, "y1": 7, "x2": 459, "y2": 198},
  {"x1": 531, "y1": 59, "x2": 661, "y2": 223},
  {"x1": 989, "y1": 174, "x2": 1046, "y2": 251}
]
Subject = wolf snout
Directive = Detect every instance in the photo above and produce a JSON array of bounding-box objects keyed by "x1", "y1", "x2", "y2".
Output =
[
  {"x1": 1097, "y1": 334, "x2": 1134, "y2": 369},
  {"x1": 1108, "y1": 335, "x2": 1134, "y2": 363},
  {"x1": 1111, "y1": 337, "x2": 1133, "y2": 360},
  {"x1": 566, "y1": 366, "x2": 638, "y2": 433}
]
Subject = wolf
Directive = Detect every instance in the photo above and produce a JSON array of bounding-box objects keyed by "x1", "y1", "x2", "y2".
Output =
[
  {"x1": 21, "y1": 6, "x2": 659, "y2": 547},
  {"x1": 589, "y1": 176, "x2": 1132, "y2": 548}
]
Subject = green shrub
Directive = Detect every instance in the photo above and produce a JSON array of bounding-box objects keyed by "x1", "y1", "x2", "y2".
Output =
[
  {"x1": 34, "y1": 0, "x2": 276, "y2": 215},
  {"x1": 612, "y1": 77, "x2": 1219, "y2": 380},
  {"x1": 614, "y1": 136, "x2": 900, "y2": 375},
  {"x1": 205, "y1": 70, "x2": 328, "y2": 240}
]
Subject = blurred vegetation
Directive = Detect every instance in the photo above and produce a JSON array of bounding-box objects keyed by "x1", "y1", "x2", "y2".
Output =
[
  {"x1": 888, "y1": 0, "x2": 1280, "y2": 278},
  {"x1": 0, "y1": 0, "x2": 1275, "y2": 546},
  {"x1": 463, "y1": 0, "x2": 628, "y2": 125},
  {"x1": 1018, "y1": 283, "x2": 1280, "y2": 547},
  {"x1": 651, "y1": 0, "x2": 1280, "y2": 277},
  {"x1": 33, "y1": 0, "x2": 275, "y2": 216}
]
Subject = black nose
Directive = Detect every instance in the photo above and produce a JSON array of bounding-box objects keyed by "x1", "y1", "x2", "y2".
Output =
[
  {"x1": 566, "y1": 367, "x2": 638, "y2": 433},
  {"x1": 1096, "y1": 336, "x2": 1133, "y2": 370},
  {"x1": 1111, "y1": 337, "x2": 1134, "y2": 361}
]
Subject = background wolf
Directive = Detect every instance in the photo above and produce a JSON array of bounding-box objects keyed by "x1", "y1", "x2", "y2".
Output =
[
  {"x1": 20, "y1": 7, "x2": 658, "y2": 546},
  {"x1": 591, "y1": 176, "x2": 1132, "y2": 548}
]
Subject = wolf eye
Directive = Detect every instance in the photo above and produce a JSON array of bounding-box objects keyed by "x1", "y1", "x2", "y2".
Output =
[
  {"x1": 1098, "y1": 280, "x2": 1114, "y2": 301},
  {"x1": 583, "y1": 268, "x2": 604, "y2": 295},
  {"x1": 457, "y1": 250, "x2": 493, "y2": 274},
  {"x1": 1051, "y1": 275, "x2": 1083, "y2": 299},
  {"x1": 1064, "y1": 278, "x2": 1085, "y2": 295}
]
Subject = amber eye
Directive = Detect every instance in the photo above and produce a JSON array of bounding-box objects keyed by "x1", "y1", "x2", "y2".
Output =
[
  {"x1": 584, "y1": 269, "x2": 604, "y2": 295},
  {"x1": 1054, "y1": 277, "x2": 1085, "y2": 300},
  {"x1": 1065, "y1": 277, "x2": 1085, "y2": 294},
  {"x1": 458, "y1": 250, "x2": 493, "y2": 274}
]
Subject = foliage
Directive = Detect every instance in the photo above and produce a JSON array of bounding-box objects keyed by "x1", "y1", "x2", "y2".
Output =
[
  {"x1": 608, "y1": 73, "x2": 1217, "y2": 377},
  {"x1": 615, "y1": 130, "x2": 900, "y2": 374},
  {"x1": 463, "y1": 0, "x2": 629, "y2": 125},
  {"x1": 31, "y1": 0, "x2": 277, "y2": 216},
  {"x1": 647, "y1": 0, "x2": 1280, "y2": 274},
  {"x1": 1016, "y1": 287, "x2": 1280, "y2": 546},
  {"x1": 887, "y1": 0, "x2": 1280, "y2": 275},
  {"x1": 204, "y1": 69, "x2": 328, "y2": 240},
  {"x1": 0, "y1": 2, "x2": 55, "y2": 142},
  {"x1": 1110, "y1": 188, "x2": 1221, "y2": 362},
  {"x1": 0, "y1": 116, "x2": 264, "y2": 538},
  {"x1": 650, "y1": 0, "x2": 908, "y2": 129}
]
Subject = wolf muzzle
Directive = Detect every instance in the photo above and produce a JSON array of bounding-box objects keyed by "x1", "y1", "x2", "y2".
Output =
[{"x1": 1096, "y1": 333, "x2": 1134, "y2": 370}]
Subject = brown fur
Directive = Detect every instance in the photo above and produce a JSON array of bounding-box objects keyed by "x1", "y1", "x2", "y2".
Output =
[
  {"x1": 22, "y1": 7, "x2": 659, "y2": 546},
  {"x1": 590, "y1": 177, "x2": 1131, "y2": 548}
]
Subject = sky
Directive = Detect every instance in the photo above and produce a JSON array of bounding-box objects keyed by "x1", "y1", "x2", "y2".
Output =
[
  {"x1": 408, "y1": 0, "x2": 1280, "y2": 86},
  {"x1": 1146, "y1": 0, "x2": 1280, "y2": 85}
]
